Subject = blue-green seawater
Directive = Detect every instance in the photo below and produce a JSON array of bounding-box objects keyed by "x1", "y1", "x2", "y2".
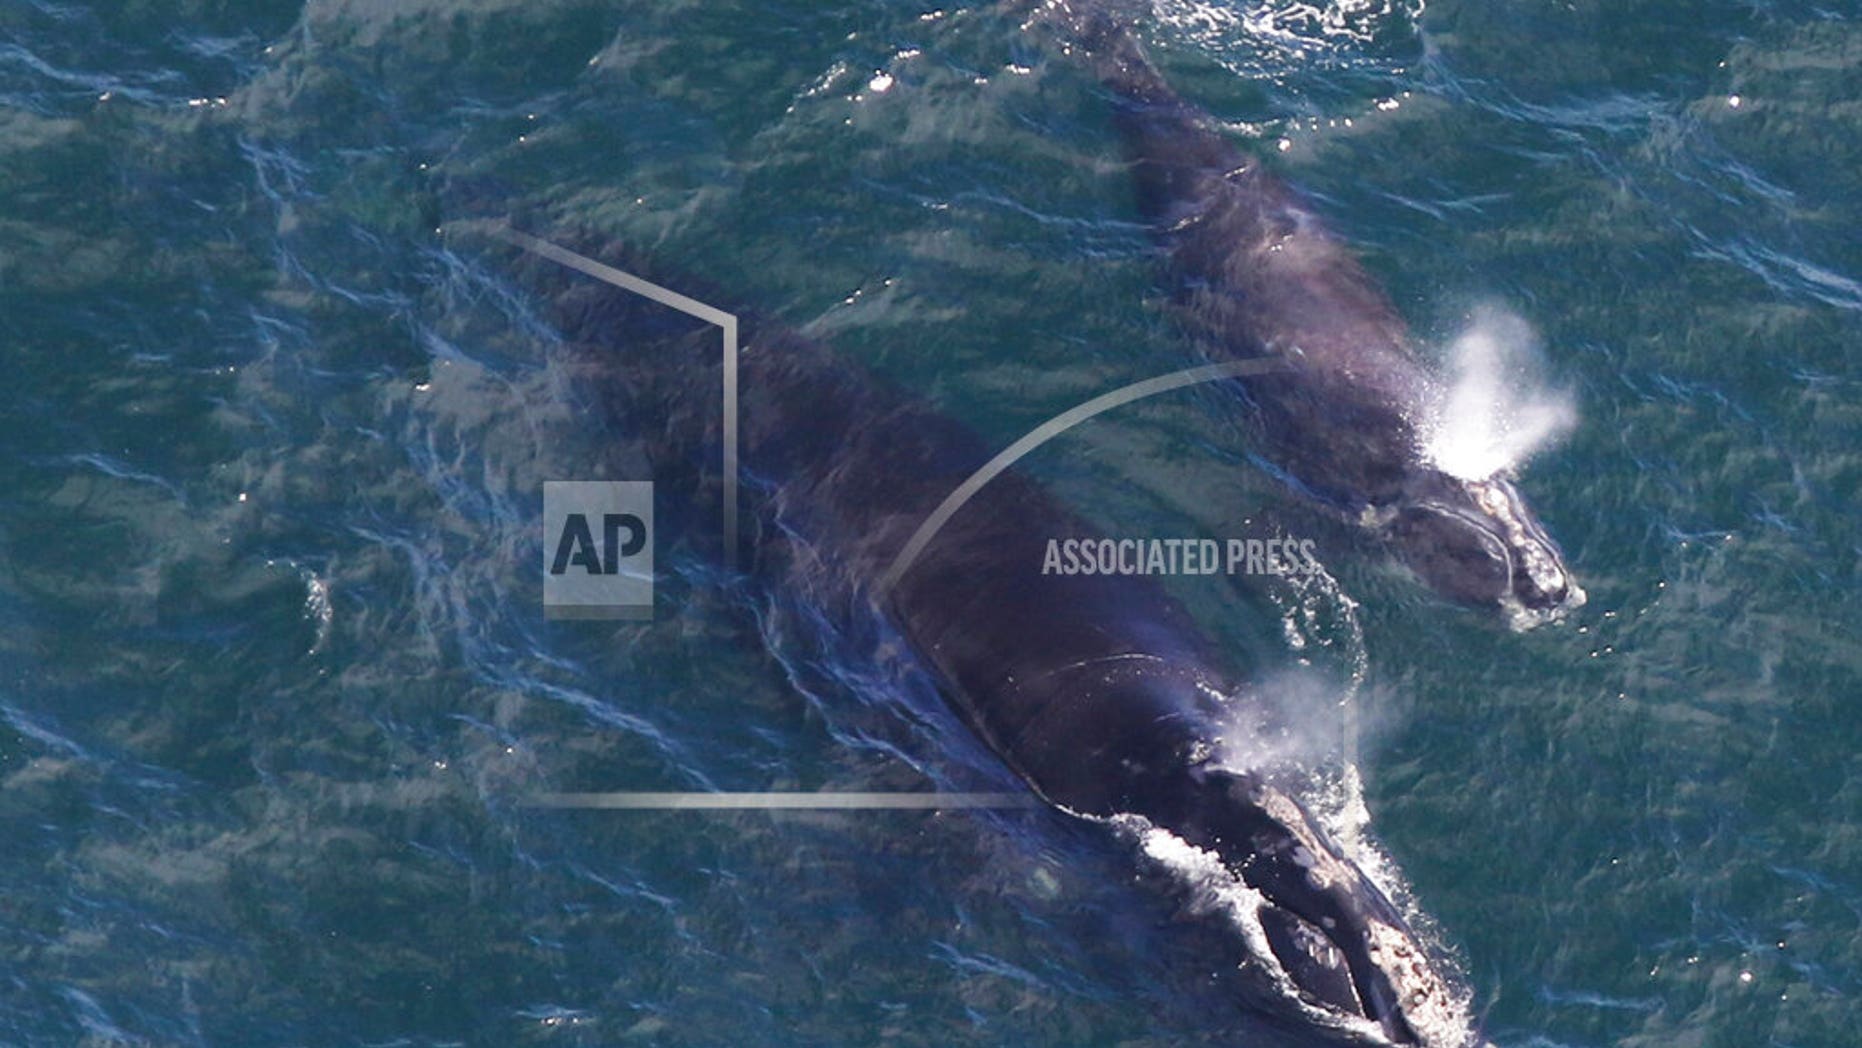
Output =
[{"x1": 1, "y1": 1, "x2": 1859, "y2": 1045}]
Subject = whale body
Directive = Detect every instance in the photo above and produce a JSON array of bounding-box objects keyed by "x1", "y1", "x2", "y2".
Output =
[
  {"x1": 1033, "y1": 1, "x2": 1584, "y2": 626},
  {"x1": 463, "y1": 221, "x2": 1472, "y2": 1044}
]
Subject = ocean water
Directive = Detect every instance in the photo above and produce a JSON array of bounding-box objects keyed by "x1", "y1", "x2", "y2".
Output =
[{"x1": 2, "y1": 1, "x2": 1860, "y2": 1046}]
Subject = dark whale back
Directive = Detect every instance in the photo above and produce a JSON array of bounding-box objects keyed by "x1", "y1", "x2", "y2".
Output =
[
  {"x1": 628, "y1": 306, "x2": 1247, "y2": 805},
  {"x1": 504, "y1": 223, "x2": 1234, "y2": 795}
]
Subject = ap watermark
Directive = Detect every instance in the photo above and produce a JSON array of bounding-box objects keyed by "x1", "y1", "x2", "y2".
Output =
[
  {"x1": 544, "y1": 481, "x2": 654, "y2": 619},
  {"x1": 1041, "y1": 536, "x2": 1320, "y2": 577}
]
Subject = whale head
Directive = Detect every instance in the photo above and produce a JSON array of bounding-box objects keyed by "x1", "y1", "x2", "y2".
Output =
[
  {"x1": 1137, "y1": 766, "x2": 1469, "y2": 1045},
  {"x1": 1379, "y1": 469, "x2": 1584, "y2": 627}
]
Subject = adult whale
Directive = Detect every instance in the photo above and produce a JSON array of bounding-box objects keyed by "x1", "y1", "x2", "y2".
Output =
[
  {"x1": 1030, "y1": 1, "x2": 1584, "y2": 627},
  {"x1": 460, "y1": 219, "x2": 1473, "y2": 1044}
]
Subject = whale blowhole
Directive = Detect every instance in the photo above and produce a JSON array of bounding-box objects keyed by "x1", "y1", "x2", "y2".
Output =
[{"x1": 1420, "y1": 307, "x2": 1577, "y2": 482}]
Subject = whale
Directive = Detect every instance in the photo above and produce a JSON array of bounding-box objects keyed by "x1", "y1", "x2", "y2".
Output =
[
  {"x1": 1030, "y1": 1, "x2": 1584, "y2": 627},
  {"x1": 458, "y1": 218, "x2": 1473, "y2": 1044}
]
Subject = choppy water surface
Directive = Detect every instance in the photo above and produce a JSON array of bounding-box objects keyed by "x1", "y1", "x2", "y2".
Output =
[{"x1": 2, "y1": 1, "x2": 1859, "y2": 1045}]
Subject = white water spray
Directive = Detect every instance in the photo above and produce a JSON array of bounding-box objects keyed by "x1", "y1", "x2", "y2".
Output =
[{"x1": 1421, "y1": 307, "x2": 1576, "y2": 482}]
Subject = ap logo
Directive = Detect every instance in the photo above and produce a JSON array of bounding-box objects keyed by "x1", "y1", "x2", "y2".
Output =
[{"x1": 544, "y1": 481, "x2": 653, "y2": 619}]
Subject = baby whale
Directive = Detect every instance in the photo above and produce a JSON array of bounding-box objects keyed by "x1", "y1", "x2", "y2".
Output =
[{"x1": 1031, "y1": 1, "x2": 1584, "y2": 626}]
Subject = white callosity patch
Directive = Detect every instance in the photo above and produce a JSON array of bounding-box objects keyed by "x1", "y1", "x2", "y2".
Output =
[
  {"x1": 1466, "y1": 475, "x2": 1589, "y2": 629},
  {"x1": 1363, "y1": 917, "x2": 1480, "y2": 1047}
]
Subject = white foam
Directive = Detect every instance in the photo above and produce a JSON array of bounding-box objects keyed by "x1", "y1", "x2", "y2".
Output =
[
  {"x1": 1420, "y1": 307, "x2": 1576, "y2": 482},
  {"x1": 1153, "y1": 0, "x2": 1425, "y2": 60}
]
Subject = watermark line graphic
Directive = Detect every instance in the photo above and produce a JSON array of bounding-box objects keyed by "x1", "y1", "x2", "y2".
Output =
[
  {"x1": 523, "y1": 791, "x2": 1041, "y2": 810},
  {"x1": 495, "y1": 225, "x2": 740, "y2": 569},
  {"x1": 495, "y1": 226, "x2": 732, "y2": 325},
  {"x1": 720, "y1": 314, "x2": 739, "y2": 569},
  {"x1": 874, "y1": 358, "x2": 1282, "y2": 597}
]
